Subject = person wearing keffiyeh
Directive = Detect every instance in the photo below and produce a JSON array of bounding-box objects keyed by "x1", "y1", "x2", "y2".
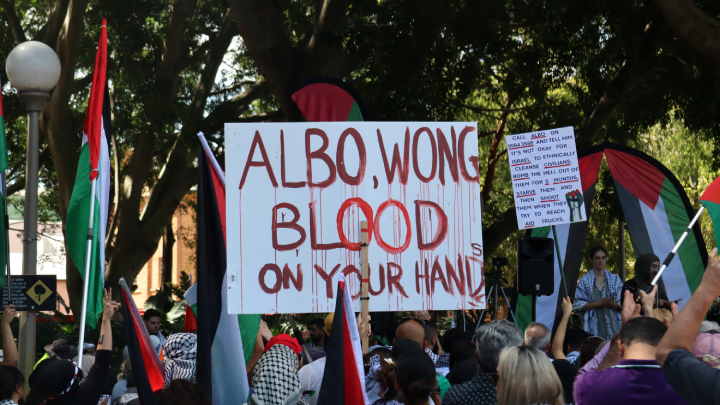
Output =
[
  {"x1": 573, "y1": 247, "x2": 623, "y2": 341},
  {"x1": 163, "y1": 333, "x2": 198, "y2": 389},
  {"x1": 245, "y1": 342, "x2": 308, "y2": 405}
]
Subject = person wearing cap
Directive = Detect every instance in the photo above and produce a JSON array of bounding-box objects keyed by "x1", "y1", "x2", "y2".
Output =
[{"x1": 25, "y1": 288, "x2": 120, "y2": 405}]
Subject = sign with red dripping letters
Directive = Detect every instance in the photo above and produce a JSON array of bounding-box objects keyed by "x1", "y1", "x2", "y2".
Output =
[{"x1": 225, "y1": 122, "x2": 485, "y2": 314}]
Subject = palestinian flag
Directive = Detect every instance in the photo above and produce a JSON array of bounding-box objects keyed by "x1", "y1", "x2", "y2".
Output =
[
  {"x1": 185, "y1": 280, "x2": 259, "y2": 366},
  {"x1": 0, "y1": 76, "x2": 8, "y2": 288},
  {"x1": 290, "y1": 77, "x2": 367, "y2": 121},
  {"x1": 317, "y1": 273, "x2": 369, "y2": 405},
  {"x1": 183, "y1": 303, "x2": 197, "y2": 333},
  {"x1": 196, "y1": 133, "x2": 252, "y2": 403},
  {"x1": 119, "y1": 278, "x2": 164, "y2": 404},
  {"x1": 699, "y1": 176, "x2": 720, "y2": 247},
  {"x1": 515, "y1": 147, "x2": 604, "y2": 332},
  {"x1": 66, "y1": 19, "x2": 110, "y2": 328},
  {"x1": 605, "y1": 144, "x2": 706, "y2": 311}
]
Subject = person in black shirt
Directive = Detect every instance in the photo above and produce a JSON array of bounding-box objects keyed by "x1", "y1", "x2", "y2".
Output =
[
  {"x1": 551, "y1": 297, "x2": 579, "y2": 404},
  {"x1": 25, "y1": 288, "x2": 120, "y2": 405},
  {"x1": 657, "y1": 247, "x2": 720, "y2": 405},
  {"x1": 622, "y1": 253, "x2": 670, "y2": 312}
]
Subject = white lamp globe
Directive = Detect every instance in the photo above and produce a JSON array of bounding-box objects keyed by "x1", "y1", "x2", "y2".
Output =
[{"x1": 6, "y1": 41, "x2": 61, "y2": 92}]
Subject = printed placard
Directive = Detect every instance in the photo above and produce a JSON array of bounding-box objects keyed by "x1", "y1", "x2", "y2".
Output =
[
  {"x1": 505, "y1": 127, "x2": 586, "y2": 229},
  {"x1": 225, "y1": 122, "x2": 485, "y2": 314}
]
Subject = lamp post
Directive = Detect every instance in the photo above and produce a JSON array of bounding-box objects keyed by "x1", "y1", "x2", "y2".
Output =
[{"x1": 6, "y1": 41, "x2": 61, "y2": 380}]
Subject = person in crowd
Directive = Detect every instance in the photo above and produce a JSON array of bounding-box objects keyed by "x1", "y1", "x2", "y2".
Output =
[
  {"x1": 563, "y1": 328, "x2": 590, "y2": 366},
  {"x1": 575, "y1": 316, "x2": 686, "y2": 405},
  {"x1": 395, "y1": 318, "x2": 439, "y2": 364},
  {"x1": 623, "y1": 252, "x2": 670, "y2": 311},
  {"x1": 386, "y1": 349, "x2": 439, "y2": 405},
  {"x1": 143, "y1": 309, "x2": 164, "y2": 354},
  {"x1": 44, "y1": 338, "x2": 77, "y2": 361},
  {"x1": 577, "y1": 336, "x2": 605, "y2": 369},
  {"x1": 368, "y1": 339, "x2": 422, "y2": 404},
  {"x1": 245, "y1": 334, "x2": 307, "y2": 405},
  {"x1": 157, "y1": 380, "x2": 210, "y2": 405},
  {"x1": 73, "y1": 343, "x2": 98, "y2": 377},
  {"x1": 1, "y1": 305, "x2": 17, "y2": 367},
  {"x1": 299, "y1": 314, "x2": 332, "y2": 405},
  {"x1": 112, "y1": 358, "x2": 138, "y2": 405},
  {"x1": 0, "y1": 365, "x2": 24, "y2": 405},
  {"x1": 442, "y1": 320, "x2": 522, "y2": 405},
  {"x1": 423, "y1": 321, "x2": 443, "y2": 356},
  {"x1": 445, "y1": 341, "x2": 478, "y2": 386},
  {"x1": 573, "y1": 246, "x2": 623, "y2": 340},
  {"x1": 691, "y1": 331, "x2": 720, "y2": 367},
  {"x1": 163, "y1": 333, "x2": 197, "y2": 388},
  {"x1": 548, "y1": 297, "x2": 580, "y2": 403},
  {"x1": 25, "y1": 288, "x2": 119, "y2": 405},
  {"x1": 657, "y1": 247, "x2": 720, "y2": 404},
  {"x1": 698, "y1": 320, "x2": 720, "y2": 333},
  {"x1": 302, "y1": 318, "x2": 325, "y2": 350},
  {"x1": 496, "y1": 346, "x2": 563, "y2": 405},
  {"x1": 436, "y1": 328, "x2": 471, "y2": 372}
]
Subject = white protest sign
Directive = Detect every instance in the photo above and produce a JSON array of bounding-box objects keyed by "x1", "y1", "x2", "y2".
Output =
[
  {"x1": 225, "y1": 122, "x2": 485, "y2": 314},
  {"x1": 505, "y1": 126, "x2": 586, "y2": 230}
]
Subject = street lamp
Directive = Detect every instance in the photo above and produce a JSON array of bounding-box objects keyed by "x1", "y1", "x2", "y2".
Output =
[{"x1": 6, "y1": 40, "x2": 61, "y2": 381}]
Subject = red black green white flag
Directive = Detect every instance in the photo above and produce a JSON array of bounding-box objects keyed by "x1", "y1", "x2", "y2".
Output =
[
  {"x1": 66, "y1": 19, "x2": 110, "y2": 328},
  {"x1": 516, "y1": 144, "x2": 707, "y2": 332}
]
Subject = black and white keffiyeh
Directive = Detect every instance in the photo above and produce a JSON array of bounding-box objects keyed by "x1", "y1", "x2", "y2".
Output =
[
  {"x1": 249, "y1": 344, "x2": 308, "y2": 405},
  {"x1": 163, "y1": 333, "x2": 197, "y2": 389},
  {"x1": 435, "y1": 352, "x2": 450, "y2": 368}
]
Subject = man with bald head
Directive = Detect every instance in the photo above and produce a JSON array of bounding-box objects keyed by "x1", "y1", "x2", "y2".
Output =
[{"x1": 396, "y1": 319, "x2": 427, "y2": 348}]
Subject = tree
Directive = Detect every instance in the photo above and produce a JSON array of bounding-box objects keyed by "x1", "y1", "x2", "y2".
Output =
[{"x1": 0, "y1": 0, "x2": 719, "y2": 320}]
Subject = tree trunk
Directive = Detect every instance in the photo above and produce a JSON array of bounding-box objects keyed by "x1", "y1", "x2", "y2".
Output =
[{"x1": 162, "y1": 222, "x2": 176, "y2": 290}]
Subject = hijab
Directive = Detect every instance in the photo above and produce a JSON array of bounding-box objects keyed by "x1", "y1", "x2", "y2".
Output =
[
  {"x1": 163, "y1": 333, "x2": 198, "y2": 389},
  {"x1": 247, "y1": 345, "x2": 308, "y2": 405},
  {"x1": 633, "y1": 252, "x2": 668, "y2": 301}
]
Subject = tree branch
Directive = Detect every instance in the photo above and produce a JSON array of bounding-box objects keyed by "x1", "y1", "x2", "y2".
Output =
[
  {"x1": 71, "y1": 74, "x2": 93, "y2": 94},
  {"x1": 653, "y1": 0, "x2": 720, "y2": 66},
  {"x1": 0, "y1": 0, "x2": 26, "y2": 44},
  {"x1": 6, "y1": 177, "x2": 24, "y2": 196},
  {"x1": 202, "y1": 78, "x2": 268, "y2": 134},
  {"x1": 228, "y1": 0, "x2": 304, "y2": 121},
  {"x1": 481, "y1": 96, "x2": 513, "y2": 201}
]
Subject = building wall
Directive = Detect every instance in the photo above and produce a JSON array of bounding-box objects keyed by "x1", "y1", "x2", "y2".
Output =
[{"x1": 131, "y1": 204, "x2": 196, "y2": 308}]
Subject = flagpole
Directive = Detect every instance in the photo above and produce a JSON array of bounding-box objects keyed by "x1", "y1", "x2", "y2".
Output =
[
  {"x1": 2, "y1": 172, "x2": 11, "y2": 304},
  {"x1": 77, "y1": 177, "x2": 98, "y2": 368},
  {"x1": 551, "y1": 225, "x2": 568, "y2": 298},
  {"x1": 651, "y1": 205, "x2": 705, "y2": 286}
]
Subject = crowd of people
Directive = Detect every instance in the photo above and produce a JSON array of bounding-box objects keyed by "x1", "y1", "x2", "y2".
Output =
[{"x1": 3, "y1": 246, "x2": 720, "y2": 404}]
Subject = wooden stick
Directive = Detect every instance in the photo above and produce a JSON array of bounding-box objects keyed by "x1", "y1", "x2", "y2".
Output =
[{"x1": 361, "y1": 220, "x2": 369, "y2": 354}]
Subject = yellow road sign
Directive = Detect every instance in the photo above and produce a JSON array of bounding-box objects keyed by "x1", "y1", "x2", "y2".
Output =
[{"x1": 27, "y1": 280, "x2": 52, "y2": 306}]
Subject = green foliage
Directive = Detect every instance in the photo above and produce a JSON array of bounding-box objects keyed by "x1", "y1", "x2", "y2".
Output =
[{"x1": 144, "y1": 271, "x2": 193, "y2": 335}]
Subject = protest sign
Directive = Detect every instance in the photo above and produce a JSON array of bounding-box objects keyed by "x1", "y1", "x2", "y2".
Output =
[
  {"x1": 225, "y1": 122, "x2": 485, "y2": 314},
  {"x1": 505, "y1": 127, "x2": 586, "y2": 230}
]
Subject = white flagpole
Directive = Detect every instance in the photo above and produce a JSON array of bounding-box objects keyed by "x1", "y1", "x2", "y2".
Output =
[
  {"x1": 651, "y1": 205, "x2": 705, "y2": 286},
  {"x1": 2, "y1": 171, "x2": 11, "y2": 304},
  {"x1": 77, "y1": 177, "x2": 97, "y2": 367}
]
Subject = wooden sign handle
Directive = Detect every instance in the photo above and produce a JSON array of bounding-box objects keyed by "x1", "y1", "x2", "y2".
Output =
[{"x1": 361, "y1": 220, "x2": 370, "y2": 354}]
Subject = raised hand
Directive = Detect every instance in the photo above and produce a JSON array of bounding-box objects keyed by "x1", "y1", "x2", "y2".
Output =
[
  {"x1": 259, "y1": 320, "x2": 273, "y2": 342},
  {"x1": 1, "y1": 304, "x2": 16, "y2": 325},
  {"x1": 357, "y1": 313, "x2": 372, "y2": 337},
  {"x1": 621, "y1": 290, "x2": 641, "y2": 325},
  {"x1": 700, "y1": 248, "x2": 720, "y2": 296},
  {"x1": 102, "y1": 288, "x2": 121, "y2": 321},
  {"x1": 639, "y1": 284, "x2": 657, "y2": 314},
  {"x1": 561, "y1": 296, "x2": 573, "y2": 317}
]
